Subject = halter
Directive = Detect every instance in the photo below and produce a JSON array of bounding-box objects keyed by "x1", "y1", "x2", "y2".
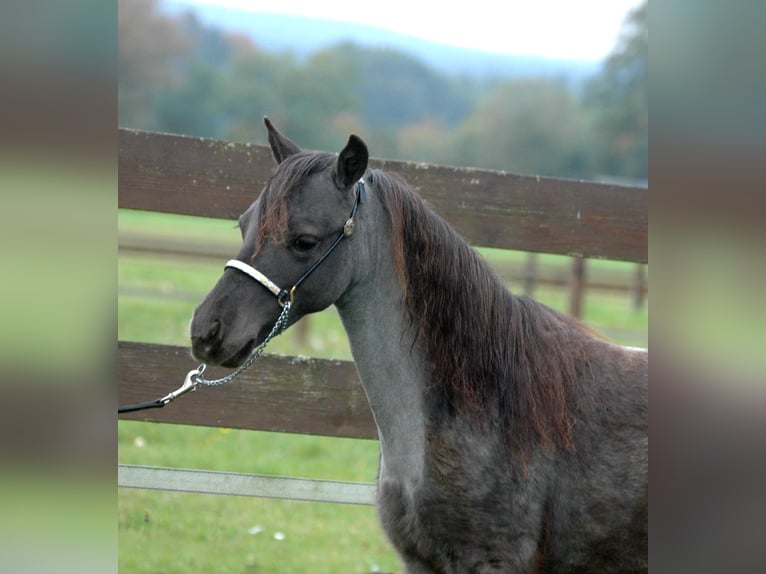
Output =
[
  {"x1": 225, "y1": 177, "x2": 366, "y2": 307},
  {"x1": 117, "y1": 178, "x2": 367, "y2": 412}
]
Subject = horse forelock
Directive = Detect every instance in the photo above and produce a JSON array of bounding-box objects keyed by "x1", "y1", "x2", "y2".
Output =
[
  {"x1": 371, "y1": 169, "x2": 593, "y2": 456},
  {"x1": 252, "y1": 151, "x2": 336, "y2": 259}
]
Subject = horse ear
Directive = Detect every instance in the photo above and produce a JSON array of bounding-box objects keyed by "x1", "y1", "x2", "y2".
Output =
[
  {"x1": 264, "y1": 117, "x2": 301, "y2": 164},
  {"x1": 333, "y1": 134, "x2": 368, "y2": 189}
]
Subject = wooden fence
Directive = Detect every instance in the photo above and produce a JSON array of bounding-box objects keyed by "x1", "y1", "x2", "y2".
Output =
[{"x1": 118, "y1": 127, "x2": 647, "y2": 504}]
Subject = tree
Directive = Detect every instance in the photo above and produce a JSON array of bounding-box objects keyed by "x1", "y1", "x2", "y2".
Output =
[
  {"x1": 153, "y1": 63, "x2": 221, "y2": 137},
  {"x1": 216, "y1": 48, "x2": 296, "y2": 143},
  {"x1": 584, "y1": 1, "x2": 648, "y2": 181},
  {"x1": 451, "y1": 79, "x2": 595, "y2": 178},
  {"x1": 276, "y1": 48, "x2": 361, "y2": 151},
  {"x1": 118, "y1": 0, "x2": 188, "y2": 129},
  {"x1": 397, "y1": 119, "x2": 453, "y2": 164},
  {"x1": 323, "y1": 43, "x2": 471, "y2": 132}
]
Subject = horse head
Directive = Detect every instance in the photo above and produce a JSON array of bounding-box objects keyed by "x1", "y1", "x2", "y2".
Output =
[{"x1": 190, "y1": 118, "x2": 368, "y2": 367}]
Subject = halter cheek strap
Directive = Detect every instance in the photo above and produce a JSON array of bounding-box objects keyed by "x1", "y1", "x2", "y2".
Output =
[{"x1": 225, "y1": 178, "x2": 366, "y2": 307}]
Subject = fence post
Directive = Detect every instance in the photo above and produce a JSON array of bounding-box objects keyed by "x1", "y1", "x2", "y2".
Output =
[
  {"x1": 294, "y1": 316, "x2": 310, "y2": 345},
  {"x1": 569, "y1": 256, "x2": 585, "y2": 318},
  {"x1": 523, "y1": 253, "x2": 538, "y2": 296},
  {"x1": 632, "y1": 264, "x2": 646, "y2": 311}
]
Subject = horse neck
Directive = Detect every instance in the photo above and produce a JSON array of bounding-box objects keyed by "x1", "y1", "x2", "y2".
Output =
[{"x1": 334, "y1": 200, "x2": 427, "y2": 484}]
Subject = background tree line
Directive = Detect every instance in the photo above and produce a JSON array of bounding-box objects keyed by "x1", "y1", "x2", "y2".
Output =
[{"x1": 119, "y1": 0, "x2": 646, "y2": 182}]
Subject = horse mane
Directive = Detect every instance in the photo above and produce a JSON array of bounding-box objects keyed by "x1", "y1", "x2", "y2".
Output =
[
  {"x1": 370, "y1": 169, "x2": 594, "y2": 455},
  {"x1": 253, "y1": 150, "x2": 336, "y2": 257},
  {"x1": 254, "y1": 151, "x2": 594, "y2": 455}
]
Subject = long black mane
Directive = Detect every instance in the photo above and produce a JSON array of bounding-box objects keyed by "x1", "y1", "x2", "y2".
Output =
[{"x1": 370, "y1": 169, "x2": 595, "y2": 455}]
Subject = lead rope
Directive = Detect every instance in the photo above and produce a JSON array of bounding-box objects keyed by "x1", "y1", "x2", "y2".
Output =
[
  {"x1": 195, "y1": 300, "x2": 292, "y2": 387},
  {"x1": 118, "y1": 302, "x2": 291, "y2": 413}
]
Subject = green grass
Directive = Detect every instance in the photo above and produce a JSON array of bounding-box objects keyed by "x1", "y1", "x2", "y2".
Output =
[
  {"x1": 118, "y1": 209, "x2": 647, "y2": 573},
  {"x1": 119, "y1": 422, "x2": 395, "y2": 574}
]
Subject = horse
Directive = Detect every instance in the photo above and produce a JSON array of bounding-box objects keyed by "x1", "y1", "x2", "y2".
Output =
[{"x1": 190, "y1": 118, "x2": 648, "y2": 573}]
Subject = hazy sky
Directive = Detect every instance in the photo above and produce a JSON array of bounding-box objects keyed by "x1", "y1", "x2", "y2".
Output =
[{"x1": 175, "y1": 0, "x2": 643, "y2": 61}]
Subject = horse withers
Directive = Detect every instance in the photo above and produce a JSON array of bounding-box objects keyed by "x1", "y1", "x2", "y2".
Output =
[{"x1": 190, "y1": 118, "x2": 648, "y2": 573}]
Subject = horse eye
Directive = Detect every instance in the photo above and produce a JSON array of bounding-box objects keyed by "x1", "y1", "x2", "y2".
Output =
[{"x1": 292, "y1": 236, "x2": 318, "y2": 252}]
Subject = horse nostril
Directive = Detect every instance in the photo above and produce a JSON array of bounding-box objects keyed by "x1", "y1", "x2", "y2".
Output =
[
  {"x1": 207, "y1": 319, "x2": 221, "y2": 341},
  {"x1": 191, "y1": 318, "x2": 223, "y2": 362},
  {"x1": 191, "y1": 318, "x2": 221, "y2": 345}
]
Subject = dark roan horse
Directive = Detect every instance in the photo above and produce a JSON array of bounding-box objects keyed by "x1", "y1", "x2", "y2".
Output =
[{"x1": 190, "y1": 118, "x2": 648, "y2": 573}]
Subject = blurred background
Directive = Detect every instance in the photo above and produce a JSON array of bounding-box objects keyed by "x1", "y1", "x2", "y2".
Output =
[{"x1": 119, "y1": 0, "x2": 647, "y2": 184}]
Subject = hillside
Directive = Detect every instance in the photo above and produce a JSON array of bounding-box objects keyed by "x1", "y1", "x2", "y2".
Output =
[{"x1": 161, "y1": 1, "x2": 598, "y2": 83}]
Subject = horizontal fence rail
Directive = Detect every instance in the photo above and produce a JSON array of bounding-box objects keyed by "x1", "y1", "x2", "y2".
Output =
[
  {"x1": 119, "y1": 465, "x2": 376, "y2": 505},
  {"x1": 119, "y1": 128, "x2": 647, "y2": 263},
  {"x1": 119, "y1": 341, "x2": 376, "y2": 439}
]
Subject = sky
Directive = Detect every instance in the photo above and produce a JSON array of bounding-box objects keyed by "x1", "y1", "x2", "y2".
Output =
[{"x1": 176, "y1": 0, "x2": 644, "y2": 62}]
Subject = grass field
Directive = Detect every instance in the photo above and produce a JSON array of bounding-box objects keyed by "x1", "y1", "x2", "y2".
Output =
[{"x1": 118, "y1": 209, "x2": 647, "y2": 573}]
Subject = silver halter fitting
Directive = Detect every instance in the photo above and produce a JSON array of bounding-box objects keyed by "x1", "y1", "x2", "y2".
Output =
[{"x1": 225, "y1": 177, "x2": 366, "y2": 307}]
